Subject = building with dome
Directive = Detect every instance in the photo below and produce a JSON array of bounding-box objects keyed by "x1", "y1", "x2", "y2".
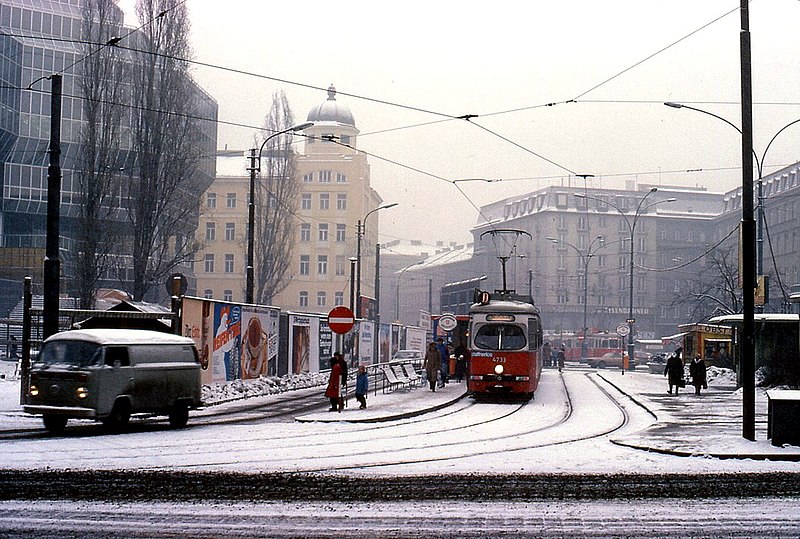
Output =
[
  {"x1": 197, "y1": 85, "x2": 384, "y2": 314},
  {"x1": 275, "y1": 85, "x2": 384, "y2": 313}
]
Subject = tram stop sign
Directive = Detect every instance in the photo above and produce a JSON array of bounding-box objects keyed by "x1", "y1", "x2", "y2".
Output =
[{"x1": 327, "y1": 306, "x2": 355, "y2": 334}]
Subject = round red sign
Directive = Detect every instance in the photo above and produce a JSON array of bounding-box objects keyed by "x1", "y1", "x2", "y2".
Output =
[{"x1": 327, "y1": 306, "x2": 355, "y2": 334}]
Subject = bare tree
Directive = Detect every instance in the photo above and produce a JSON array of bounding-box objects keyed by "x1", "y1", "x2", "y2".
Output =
[
  {"x1": 254, "y1": 92, "x2": 300, "y2": 305},
  {"x1": 127, "y1": 0, "x2": 208, "y2": 300},
  {"x1": 671, "y1": 245, "x2": 742, "y2": 319},
  {"x1": 74, "y1": 0, "x2": 126, "y2": 308}
]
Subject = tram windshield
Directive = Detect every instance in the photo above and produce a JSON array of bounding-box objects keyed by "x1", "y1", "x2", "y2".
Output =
[{"x1": 474, "y1": 324, "x2": 527, "y2": 351}]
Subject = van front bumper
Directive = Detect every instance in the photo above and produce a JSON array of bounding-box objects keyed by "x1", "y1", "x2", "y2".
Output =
[{"x1": 23, "y1": 405, "x2": 97, "y2": 418}]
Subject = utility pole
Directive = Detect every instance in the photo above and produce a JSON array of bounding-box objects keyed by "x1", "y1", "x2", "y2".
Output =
[{"x1": 43, "y1": 74, "x2": 62, "y2": 339}]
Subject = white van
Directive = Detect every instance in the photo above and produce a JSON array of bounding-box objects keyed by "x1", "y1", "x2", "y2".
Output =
[{"x1": 24, "y1": 328, "x2": 202, "y2": 433}]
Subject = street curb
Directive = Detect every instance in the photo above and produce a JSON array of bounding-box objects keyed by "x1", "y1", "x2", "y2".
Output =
[{"x1": 609, "y1": 438, "x2": 800, "y2": 461}]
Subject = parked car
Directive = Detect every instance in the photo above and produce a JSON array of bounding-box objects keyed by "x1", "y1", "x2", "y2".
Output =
[
  {"x1": 588, "y1": 351, "x2": 625, "y2": 369},
  {"x1": 646, "y1": 352, "x2": 668, "y2": 374}
]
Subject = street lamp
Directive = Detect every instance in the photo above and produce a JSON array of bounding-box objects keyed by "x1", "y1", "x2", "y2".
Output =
[
  {"x1": 245, "y1": 121, "x2": 314, "y2": 304},
  {"x1": 664, "y1": 102, "x2": 800, "y2": 303},
  {"x1": 547, "y1": 235, "x2": 607, "y2": 360},
  {"x1": 356, "y1": 203, "x2": 398, "y2": 318},
  {"x1": 574, "y1": 189, "x2": 676, "y2": 369},
  {"x1": 395, "y1": 261, "x2": 423, "y2": 322}
]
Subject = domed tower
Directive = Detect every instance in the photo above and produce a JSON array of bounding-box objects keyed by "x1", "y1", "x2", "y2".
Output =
[
  {"x1": 277, "y1": 84, "x2": 384, "y2": 328},
  {"x1": 304, "y1": 85, "x2": 360, "y2": 156}
]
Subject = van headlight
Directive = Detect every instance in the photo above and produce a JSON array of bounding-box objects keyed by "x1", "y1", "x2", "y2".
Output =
[
  {"x1": 494, "y1": 364, "x2": 504, "y2": 375},
  {"x1": 29, "y1": 385, "x2": 39, "y2": 397},
  {"x1": 76, "y1": 387, "x2": 89, "y2": 399}
]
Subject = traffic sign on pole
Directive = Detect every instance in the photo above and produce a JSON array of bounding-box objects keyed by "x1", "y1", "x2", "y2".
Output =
[{"x1": 328, "y1": 306, "x2": 355, "y2": 334}]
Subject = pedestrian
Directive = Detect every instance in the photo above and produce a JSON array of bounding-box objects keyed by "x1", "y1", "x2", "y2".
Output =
[
  {"x1": 436, "y1": 338, "x2": 449, "y2": 386},
  {"x1": 541, "y1": 341, "x2": 552, "y2": 368},
  {"x1": 557, "y1": 346, "x2": 566, "y2": 373},
  {"x1": 325, "y1": 355, "x2": 343, "y2": 412},
  {"x1": 664, "y1": 346, "x2": 685, "y2": 395},
  {"x1": 355, "y1": 365, "x2": 368, "y2": 409},
  {"x1": 689, "y1": 355, "x2": 708, "y2": 395},
  {"x1": 454, "y1": 344, "x2": 467, "y2": 383},
  {"x1": 9, "y1": 335, "x2": 18, "y2": 360},
  {"x1": 423, "y1": 342, "x2": 441, "y2": 392},
  {"x1": 337, "y1": 352, "x2": 348, "y2": 408}
]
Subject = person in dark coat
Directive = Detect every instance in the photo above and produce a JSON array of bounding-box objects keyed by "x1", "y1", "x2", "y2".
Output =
[
  {"x1": 689, "y1": 355, "x2": 708, "y2": 395},
  {"x1": 557, "y1": 347, "x2": 566, "y2": 373},
  {"x1": 436, "y1": 338, "x2": 449, "y2": 387},
  {"x1": 423, "y1": 342, "x2": 441, "y2": 392},
  {"x1": 325, "y1": 355, "x2": 343, "y2": 412},
  {"x1": 355, "y1": 365, "x2": 368, "y2": 409},
  {"x1": 664, "y1": 346, "x2": 684, "y2": 395},
  {"x1": 541, "y1": 342, "x2": 552, "y2": 368}
]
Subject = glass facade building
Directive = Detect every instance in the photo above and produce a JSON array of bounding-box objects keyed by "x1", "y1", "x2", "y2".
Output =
[{"x1": 0, "y1": 0, "x2": 218, "y2": 309}]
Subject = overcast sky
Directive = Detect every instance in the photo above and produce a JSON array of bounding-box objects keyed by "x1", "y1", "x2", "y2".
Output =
[{"x1": 119, "y1": 1, "x2": 800, "y2": 246}]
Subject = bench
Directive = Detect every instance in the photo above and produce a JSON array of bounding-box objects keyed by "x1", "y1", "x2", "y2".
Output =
[
  {"x1": 399, "y1": 363, "x2": 422, "y2": 386},
  {"x1": 380, "y1": 365, "x2": 408, "y2": 393}
]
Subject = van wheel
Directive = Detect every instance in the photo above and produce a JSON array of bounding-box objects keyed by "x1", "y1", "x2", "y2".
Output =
[
  {"x1": 597, "y1": 361, "x2": 606, "y2": 369},
  {"x1": 103, "y1": 399, "x2": 131, "y2": 432},
  {"x1": 43, "y1": 414, "x2": 67, "y2": 433},
  {"x1": 169, "y1": 402, "x2": 189, "y2": 429}
]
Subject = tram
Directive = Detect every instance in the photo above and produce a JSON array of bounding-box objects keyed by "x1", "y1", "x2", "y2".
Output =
[{"x1": 467, "y1": 289, "x2": 543, "y2": 398}]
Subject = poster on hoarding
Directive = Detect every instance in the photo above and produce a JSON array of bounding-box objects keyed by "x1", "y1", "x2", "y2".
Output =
[
  {"x1": 289, "y1": 314, "x2": 310, "y2": 374},
  {"x1": 358, "y1": 320, "x2": 374, "y2": 364},
  {"x1": 241, "y1": 307, "x2": 280, "y2": 379},
  {"x1": 379, "y1": 323, "x2": 391, "y2": 363},
  {"x1": 318, "y1": 319, "x2": 332, "y2": 372},
  {"x1": 212, "y1": 303, "x2": 242, "y2": 382}
]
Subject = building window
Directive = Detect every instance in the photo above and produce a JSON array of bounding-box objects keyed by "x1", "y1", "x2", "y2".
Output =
[
  {"x1": 317, "y1": 291, "x2": 327, "y2": 307},
  {"x1": 299, "y1": 255, "x2": 310, "y2": 275},
  {"x1": 303, "y1": 173, "x2": 314, "y2": 183},
  {"x1": 577, "y1": 216, "x2": 588, "y2": 231},
  {"x1": 204, "y1": 289, "x2": 213, "y2": 299},
  {"x1": 223, "y1": 289, "x2": 233, "y2": 302},
  {"x1": 335, "y1": 256, "x2": 346, "y2": 276},
  {"x1": 336, "y1": 173, "x2": 347, "y2": 183},
  {"x1": 335, "y1": 292, "x2": 344, "y2": 306},
  {"x1": 319, "y1": 170, "x2": 332, "y2": 183},
  {"x1": 301, "y1": 194, "x2": 312, "y2": 210},
  {"x1": 339, "y1": 135, "x2": 351, "y2": 145},
  {"x1": 336, "y1": 224, "x2": 346, "y2": 242},
  {"x1": 337, "y1": 193, "x2": 347, "y2": 210},
  {"x1": 317, "y1": 255, "x2": 328, "y2": 275},
  {"x1": 299, "y1": 291, "x2": 308, "y2": 307},
  {"x1": 556, "y1": 193, "x2": 568, "y2": 208},
  {"x1": 319, "y1": 193, "x2": 330, "y2": 210},
  {"x1": 224, "y1": 254, "x2": 234, "y2": 273},
  {"x1": 318, "y1": 223, "x2": 329, "y2": 241},
  {"x1": 205, "y1": 222, "x2": 216, "y2": 241},
  {"x1": 204, "y1": 254, "x2": 214, "y2": 273},
  {"x1": 226, "y1": 193, "x2": 236, "y2": 208},
  {"x1": 206, "y1": 192, "x2": 217, "y2": 209},
  {"x1": 300, "y1": 223, "x2": 311, "y2": 242},
  {"x1": 225, "y1": 222, "x2": 235, "y2": 241}
]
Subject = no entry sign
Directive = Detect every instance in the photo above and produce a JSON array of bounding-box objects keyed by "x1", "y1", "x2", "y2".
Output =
[{"x1": 327, "y1": 306, "x2": 355, "y2": 334}]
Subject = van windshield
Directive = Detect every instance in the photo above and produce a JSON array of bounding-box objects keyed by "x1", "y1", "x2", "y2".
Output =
[{"x1": 38, "y1": 340, "x2": 102, "y2": 367}]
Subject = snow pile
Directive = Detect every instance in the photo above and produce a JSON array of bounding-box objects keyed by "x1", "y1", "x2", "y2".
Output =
[
  {"x1": 706, "y1": 366, "x2": 736, "y2": 386},
  {"x1": 202, "y1": 372, "x2": 328, "y2": 405}
]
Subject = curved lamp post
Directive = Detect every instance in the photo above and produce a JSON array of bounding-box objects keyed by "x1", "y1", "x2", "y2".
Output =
[
  {"x1": 245, "y1": 121, "x2": 314, "y2": 304},
  {"x1": 664, "y1": 102, "x2": 800, "y2": 302},
  {"x1": 547, "y1": 235, "x2": 607, "y2": 360},
  {"x1": 356, "y1": 203, "x2": 398, "y2": 318},
  {"x1": 574, "y1": 189, "x2": 676, "y2": 369}
]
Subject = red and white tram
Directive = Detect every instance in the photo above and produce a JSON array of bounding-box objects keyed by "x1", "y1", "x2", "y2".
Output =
[{"x1": 468, "y1": 290, "x2": 543, "y2": 398}]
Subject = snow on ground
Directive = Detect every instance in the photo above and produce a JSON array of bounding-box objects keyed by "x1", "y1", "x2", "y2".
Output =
[{"x1": 2, "y1": 359, "x2": 800, "y2": 476}]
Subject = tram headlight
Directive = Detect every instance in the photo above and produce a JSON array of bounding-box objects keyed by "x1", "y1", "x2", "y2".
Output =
[
  {"x1": 494, "y1": 364, "x2": 504, "y2": 375},
  {"x1": 29, "y1": 385, "x2": 39, "y2": 397},
  {"x1": 76, "y1": 387, "x2": 89, "y2": 399}
]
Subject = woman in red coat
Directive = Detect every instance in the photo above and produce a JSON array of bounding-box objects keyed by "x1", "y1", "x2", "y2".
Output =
[{"x1": 325, "y1": 355, "x2": 343, "y2": 412}]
